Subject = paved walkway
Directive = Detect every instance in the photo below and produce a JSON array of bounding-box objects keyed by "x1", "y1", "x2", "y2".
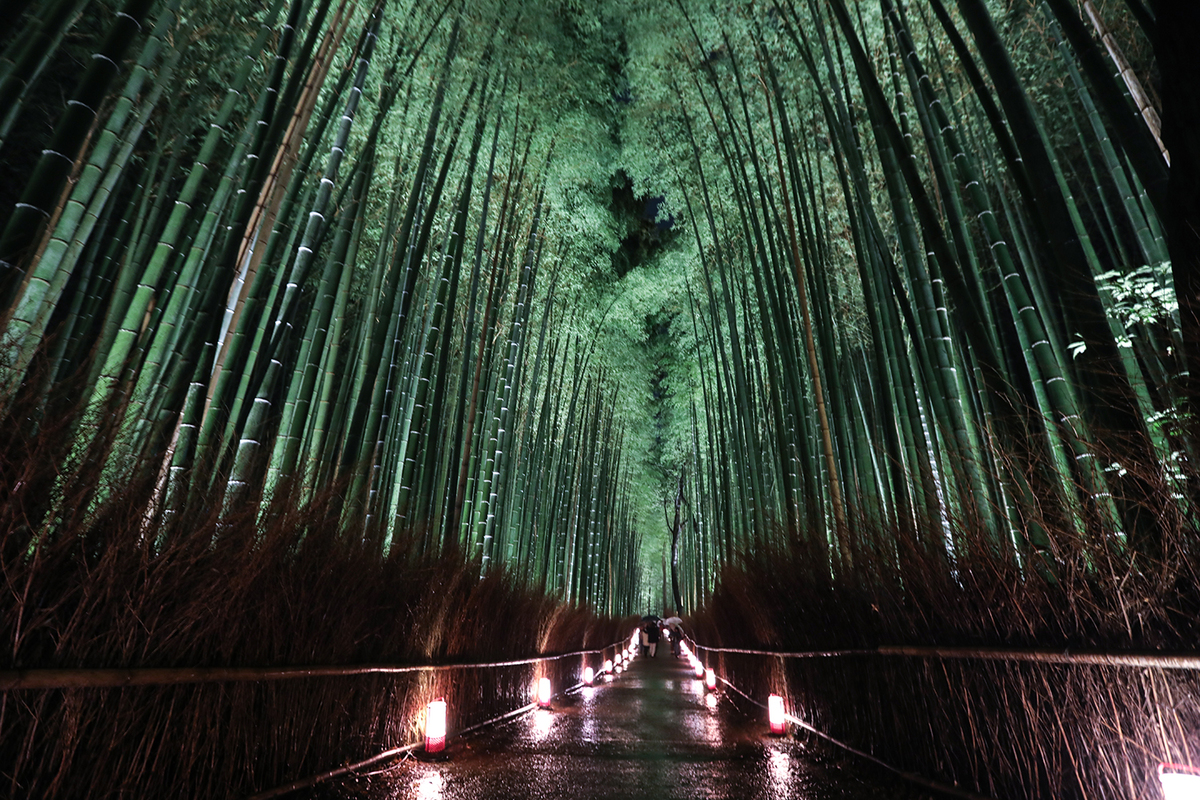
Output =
[{"x1": 349, "y1": 653, "x2": 929, "y2": 800}]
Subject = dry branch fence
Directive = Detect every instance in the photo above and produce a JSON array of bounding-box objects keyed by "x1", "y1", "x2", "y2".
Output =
[
  {"x1": 0, "y1": 478, "x2": 637, "y2": 798},
  {"x1": 686, "y1": 637, "x2": 1200, "y2": 800},
  {"x1": 0, "y1": 367, "x2": 640, "y2": 800},
  {"x1": 0, "y1": 616, "x2": 632, "y2": 800}
]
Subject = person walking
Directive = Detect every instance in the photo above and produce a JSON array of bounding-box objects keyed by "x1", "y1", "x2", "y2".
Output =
[
  {"x1": 639, "y1": 625, "x2": 650, "y2": 656},
  {"x1": 662, "y1": 616, "x2": 683, "y2": 657},
  {"x1": 645, "y1": 620, "x2": 660, "y2": 657}
]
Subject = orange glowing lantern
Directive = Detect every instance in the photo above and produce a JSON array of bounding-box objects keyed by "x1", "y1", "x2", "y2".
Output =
[
  {"x1": 537, "y1": 677, "x2": 552, "y2": 708},
  {"x1": 768, "y1": 694, "x2": 786, "y2": 735},
  {"x1": 425, "y1": 698, "x2": 447, "y2": 753},
  {"x1": 583, "y1": 666, "x2": 594, "y2": 685},
  {"x1": 1160, "y1": 763, "x2": 1200, "y2": 800},
  {"x1": 705, "y1": 668, "x2": 716, "y2": 691}
]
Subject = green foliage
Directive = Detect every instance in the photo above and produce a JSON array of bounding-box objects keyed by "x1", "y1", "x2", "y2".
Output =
[
  {"x1": 0, "y1": 0, "x2": 1188, "y2": 608},
  {"x1": 1097, "y1": 261, "x2": 1178, "y2": 332}
]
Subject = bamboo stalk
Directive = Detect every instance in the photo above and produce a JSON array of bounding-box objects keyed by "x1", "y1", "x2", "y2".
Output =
[{"x1": 1081, "y1": 0, "x2": 1167, "y2": 164}]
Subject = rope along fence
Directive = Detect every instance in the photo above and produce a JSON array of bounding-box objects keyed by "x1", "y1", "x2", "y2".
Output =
[
  {"x1": 0, "y1": 644, "x2": 630, "y2": 690},
  {"x1": 685, "y1": 642, "x2": 1200, "y2": 669},
  {"x1": 8, "y1": 641, "x2": 1188, "y2": 691}
]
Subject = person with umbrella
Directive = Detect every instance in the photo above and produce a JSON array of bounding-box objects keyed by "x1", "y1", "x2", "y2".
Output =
[{"x1": 663, "y1": 616, "x2": 683, "y2": 657}]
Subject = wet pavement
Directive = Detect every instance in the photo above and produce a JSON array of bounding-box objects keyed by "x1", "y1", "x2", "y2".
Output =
[{"x1": 329, "y1": 653, "x2": 933, "y2": 800}]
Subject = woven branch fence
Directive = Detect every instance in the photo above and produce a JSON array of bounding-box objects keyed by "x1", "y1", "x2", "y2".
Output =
[
  {"x1": 686, "y1": 637, "x2": 1200, "y2": 800},
  {"x1": 1, "y1": 632, "x2": 631, "y2": 800}
]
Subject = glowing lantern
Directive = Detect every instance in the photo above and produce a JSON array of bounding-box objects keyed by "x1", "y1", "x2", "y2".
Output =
[
  {"x1": 616, "y1": 664, "x2": 623, "y2": 674},
  {"x1": 583, "y1": 666, "x2": 594, "y2": 685},
  {"x1": 768, "y1": 694, "x2": 786, "y2": 735},
  {"x1": 1160, "y1": 763, "x2": 1200, "y2": 800},
  {"x1": 604, "y1": 659, "x2": 613, "y2": 673},
  {"x1": 705, "y1": 668, "x2": 716, "y2": 691},
  {"x1": 694, "y1": 662, "x2": 704, "y2": 678},
  {"x1": 425, "y1": 698, "x2": 447, "y2": 753},
  {"x1": 538, "y1": 677, "x2": 552, "y2": 708}
]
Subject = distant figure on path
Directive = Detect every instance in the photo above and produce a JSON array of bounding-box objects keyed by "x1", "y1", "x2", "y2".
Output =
[
  {"x1": 644, "y1": 620, "x2": 660, "y2": 657},
  {"x1": 662, "y1": 616, "x2": 683, "y2": 656},
  {"x1": 640, "y1": 625, "x2": 650, "y2": 656}
]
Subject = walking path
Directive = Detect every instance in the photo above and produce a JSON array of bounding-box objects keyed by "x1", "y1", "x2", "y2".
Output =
[{"x1": 347, "y1": 653, "x2": 930, "y2": 800}]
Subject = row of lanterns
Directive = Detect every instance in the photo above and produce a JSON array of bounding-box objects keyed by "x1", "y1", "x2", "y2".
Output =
[
  {"x1": 679, "y1": 640, "x2": 785, "y2": 735},
  {"x1": 424, "y1": 633, "x2": 645, "y2": 755},
  {"x1": 426, "y1": 633, "x2": 796, "y2": 755},
  {"x1": 423, "y1": 640, "x2": 1200, "y2": 795},
  {"x1": 678, "y1": 640, "x2": 717, "y2": 692}
]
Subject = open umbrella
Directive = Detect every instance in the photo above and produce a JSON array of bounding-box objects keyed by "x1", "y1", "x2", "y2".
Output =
[
  {"x1": 641, "y1": 614, "x2": 660, "y2": 622},
  {"x1": 662, "y1": 616, "x2": 683, "y2": 627}
]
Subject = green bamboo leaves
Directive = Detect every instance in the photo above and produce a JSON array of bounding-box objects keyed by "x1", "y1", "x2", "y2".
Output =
[
  {"x1": 0, "y1": 0, "x2": 1182, "y2": 613},
  {"x1": 644, "y1": 0, "x2": 1182, "y2": 598},
  {"x1": 0, "y1": 0, "x2": 641, "y2": 612}
]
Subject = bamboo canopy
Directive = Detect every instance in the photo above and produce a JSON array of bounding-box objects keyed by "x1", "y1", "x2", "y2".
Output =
[{"x1": 1, "y1": 0, "x2": 1197, "y2": 797}]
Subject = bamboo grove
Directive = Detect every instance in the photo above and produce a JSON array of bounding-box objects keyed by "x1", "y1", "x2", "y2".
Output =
[
  {"x1": 0, "y1": 0, "x2": 644, "y2": 613},
  {"x1": 613, "y1": 0, "x2": 1191, "y2": 611},
  {"x1": 2, "y1": 0, "x2": 1199, "y2": 796},
  {"x1": 1, "y1": 0, "x2": 1195, "y2": 632}
]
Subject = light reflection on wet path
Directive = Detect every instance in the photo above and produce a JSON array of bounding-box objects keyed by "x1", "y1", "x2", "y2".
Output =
[{"x1": 360, "y1": 655, "x2": 929, "y2": 800}]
